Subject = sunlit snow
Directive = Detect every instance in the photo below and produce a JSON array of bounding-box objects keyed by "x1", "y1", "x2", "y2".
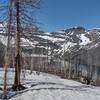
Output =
[
  {"x1": 0, "y1": 68, "x2": 99, "y2": 100},
  {"x1": 80, "y1": 34, "x2": 91, "y2": 45}
]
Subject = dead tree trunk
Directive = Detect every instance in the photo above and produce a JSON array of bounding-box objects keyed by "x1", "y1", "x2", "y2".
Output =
[
  {"x1": 13, "y1": 0, "x2": 21, "y2": 88},
  {"x1": 13, "y1": 0, "x2": 26, "y2": 91}
]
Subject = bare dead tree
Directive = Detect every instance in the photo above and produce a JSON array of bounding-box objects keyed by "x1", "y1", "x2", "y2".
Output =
[
  {"x1": 0, "y1": 0, "x2": 41, "y2": 91},
  {"x1": 12, "y1": 0, "x2": 40, "y2": 90}
]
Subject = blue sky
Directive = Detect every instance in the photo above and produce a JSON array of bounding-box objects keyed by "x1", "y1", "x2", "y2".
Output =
[{"x1": 37, "y1": 0, "x2": 100, "y2": 32}]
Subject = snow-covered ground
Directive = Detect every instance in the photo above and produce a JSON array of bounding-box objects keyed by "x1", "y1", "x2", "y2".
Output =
[{"x1": 0, "y1": 68, "x2": 100, "y2": 100}]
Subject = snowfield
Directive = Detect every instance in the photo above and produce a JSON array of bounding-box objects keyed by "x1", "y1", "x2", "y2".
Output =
[
  {"x1": 0, "y1": 68, "x2": 100, "y2": 100},
  {"x1": 79, "y1": 34, "x2": 91, "y2": 45}
]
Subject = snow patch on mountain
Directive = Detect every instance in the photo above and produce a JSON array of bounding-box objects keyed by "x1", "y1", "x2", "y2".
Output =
[
  {"x1": 39, "y1": 35, "x2": 65, "y2": 42},
  {"x1": 21, "y1": 38, "x2": 38, "y2": 47},
  {"x1": 80, "y1": 34, "x2": 91, "y2": 45},
  {"x1": 62, "y1": 42, "x2": 77, "y2": 52}
]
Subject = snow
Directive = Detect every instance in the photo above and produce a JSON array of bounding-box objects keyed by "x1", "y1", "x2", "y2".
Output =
[
  {"x1": 10, "y1": 71, "x2": 100, "y2": 100},
  {"x1": 23, "y1": 54, "x2": 51, "y2": 59},
  {"x1": 0, "y1": 36, "x2": 7, "y2": 45},
  {"x1": 0, "y1": 24, "x2": 3, "y2": 28},
  {"x1": 87, "y1": 42, "x2": 100, "y2": 50},
  {"x1": 21, "y1": 38, "x2": 38, "y2": 47},
  {"x1": 39, "y1": 35, "x2": 65, "y2": 42},
  {"x1": 0, "y1": 68, "x2": 99, "y2": 100},
  {"x1": 0, "y1": 36, "x2": 38, "y2": 48},
  {"x1": 62, "y1": 42, "x2": 77, "y2": 52},
  {"x1": 43, "y1": 32, "x2": 51, "y2": 35},
  {"x1": 69, "y1": 32, "x2": 74, "y2": 35},
  {"x1": 56, "y1": 31, "x2": 65, "y2": 34},
  {"x1": 80, "y1": 34, "x2": 91, "y2": 45}
]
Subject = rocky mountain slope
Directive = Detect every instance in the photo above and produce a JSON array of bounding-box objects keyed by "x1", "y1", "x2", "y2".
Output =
[
  {"x1": 0, "y1": 24, "x2": 100, "y2": 64},
  {"x1": 25, "y1": 26, "x2": 100, "y2": 61}
]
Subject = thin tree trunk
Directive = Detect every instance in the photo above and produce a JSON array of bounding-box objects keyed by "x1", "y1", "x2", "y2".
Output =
[
  {"x1": 63, "y1": 43, "x2": 67, "y2": 77},
  {"x1": 3, "y1": 0, "x2": 13, "y2": 98},
  {"x1": 68, "y1": 55, "x2": 71, "y2": 79}
]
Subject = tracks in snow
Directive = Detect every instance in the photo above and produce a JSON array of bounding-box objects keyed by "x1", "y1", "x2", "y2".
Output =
[{"x1": 5, "y1": 82, "x2": 93, "y2": 99}]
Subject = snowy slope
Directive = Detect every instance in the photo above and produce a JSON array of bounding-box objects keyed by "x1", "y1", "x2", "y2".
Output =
[
  {"x1": 10, "y1": 71, "x2": 100, "y2": 100},
  {"x1": 0, "y1": 68, "x2": 99, "y2": 100}
]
